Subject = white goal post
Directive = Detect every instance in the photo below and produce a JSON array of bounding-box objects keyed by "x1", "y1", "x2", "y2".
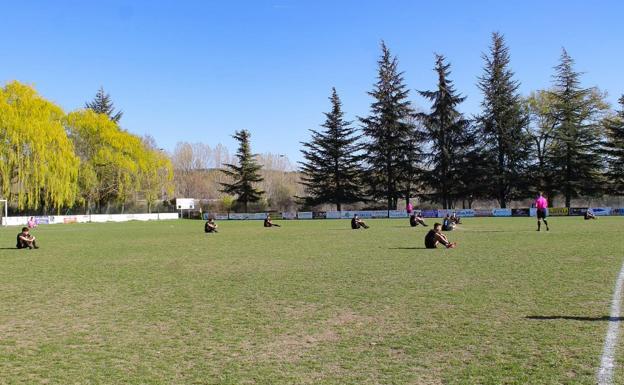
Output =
[{"x1": 0, "y1": 199, "x2": 7, "y2": 226}]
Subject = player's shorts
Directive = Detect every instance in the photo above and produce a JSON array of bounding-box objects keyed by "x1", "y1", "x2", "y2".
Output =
[
  {"x1": 425, "y1": 239, "x2": 437, "y2": 249},
  {"x1": 537, "y1": 209, "x2": 547, "y2": 219}
]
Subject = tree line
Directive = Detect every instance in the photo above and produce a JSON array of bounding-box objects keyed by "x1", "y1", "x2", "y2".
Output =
[
  {"x1": 169, "y1": 140, "x2": 302, "y2": 213},
  {"x1": 299, "y1": 33, "x2": 624, "y2": 209},
  {"x1": 4, "y1": 32, "x2": 624, "y2": 215},
  {"x1": 0, "y1": 80, "x2": 300, "y2": 215},
  {"x1": 0, "y1": 83, "x2": 173, "y2": 214}
]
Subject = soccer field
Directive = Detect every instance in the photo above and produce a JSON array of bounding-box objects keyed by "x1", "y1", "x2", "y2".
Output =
[{"x1": 1, "y1": 217, "x2": 623, "y2": 384}]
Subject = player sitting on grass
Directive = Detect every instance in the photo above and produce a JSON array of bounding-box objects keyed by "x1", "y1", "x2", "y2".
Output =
[
  {"x1": 351, "y1": 214, "x2": 369, "y2": 229},
  {"x1": 442, "y1": 214, "x2": 455, "y2": 231},
  {"x1": 425, "y1": 223, "x2": 457, "y2": 249},
  {"x1": 16, "y1": 227, "x2": 39, "y2": 249},
  {"x1": 535, "y1": 192, "x2": 550, "y2": 231},
  {"x1": 450, "y1": 212, "x2": 462, "y2": 224},
  {"x1": 409, "y1": 212, "x2": 428, "y2": 227},
  {"x1": 264, "y1": 214, "x2": 281, "y2": 227},
  {"x1": 204, "y1": 218, "x2": 218, "y2": 233},
  {"x1": 584, "y1": 209, "x2": 597, "y2": 220}
]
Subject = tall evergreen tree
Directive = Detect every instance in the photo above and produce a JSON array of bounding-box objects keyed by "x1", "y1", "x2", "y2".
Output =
[
  {"x1": 360, "y1": 42, "x2": 416, "y2": 210},
  {"x1": 85, "y1": 86, "x2": 123, "y2": 123},
  {"x1": 525, "y1": 90, "x2": 560, "y2": 202},
  {"x1": 398, "y1": 116, "x2": 426, "y2": 206},
  {"x1": 299, "y1": 88, "x2": 364, "y2": 210},
  {"x1": 476, "y1": 32, "x2": 530, "y2": 208},
  {"x1": 549, "y1": 49, "x2": 607, "y2": 207},
  {"x1": 603, "y1": 95, "x2": 624, "y2": 195},
  {"x1": 220, "y1": 130, "x2": 264, "y2": 212},
  {"x1": 456, "y1": 132, "x2": 490, "y2": 208},
  {"x1": 418, "y1": 55, "x2": 473, "y2": 209}
]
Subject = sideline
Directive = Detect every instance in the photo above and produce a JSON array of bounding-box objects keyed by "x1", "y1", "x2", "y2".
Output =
[{"x1": 597, "y1": 260, "x2": 624, "y2": 384}]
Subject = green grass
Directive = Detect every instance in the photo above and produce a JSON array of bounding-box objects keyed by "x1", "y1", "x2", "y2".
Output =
[{"x1": 1, "y1": 217, "x2": 623, "y2": 384}]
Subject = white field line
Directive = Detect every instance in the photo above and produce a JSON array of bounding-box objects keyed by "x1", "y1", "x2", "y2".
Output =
[{"x1": 597, "y1": 260, "x2": 624, "y2": 385}]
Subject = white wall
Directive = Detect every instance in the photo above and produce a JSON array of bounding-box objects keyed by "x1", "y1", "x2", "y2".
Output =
[{"x1": 2, "y1": 213, "x2": 179, "y2": 227}]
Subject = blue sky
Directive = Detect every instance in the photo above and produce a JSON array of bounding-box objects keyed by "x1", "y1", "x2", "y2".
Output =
[{"x1": 2, "y1": 0, "x2": 623, "y2": 164}]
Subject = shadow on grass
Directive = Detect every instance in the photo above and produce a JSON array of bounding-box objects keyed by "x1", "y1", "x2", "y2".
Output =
[
  {"x1": 526, "y1": 315, "x2": 624, "y2": 322},
  {"x1": 389, "y1": 247, "x2": 430, "y2": 250},
  {"x1": 0, "y1": 247, "x2": 19, "y2": 250}
]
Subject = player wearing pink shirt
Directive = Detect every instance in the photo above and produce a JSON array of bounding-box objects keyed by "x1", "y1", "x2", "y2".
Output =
[{"x1": 535, "y1": 192, "x2": 549, "y2": 231}]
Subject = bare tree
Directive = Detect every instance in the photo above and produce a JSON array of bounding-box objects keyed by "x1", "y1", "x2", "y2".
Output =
[
  {"x1": 171, "y1": 144, "x2": 301, "y2": 211},
  {"x1": 171, "y1": 142, "x2": 215, "y2": 198},
  {"x1": 256, "y1": 153, "x2": 303, "y2": 211}
]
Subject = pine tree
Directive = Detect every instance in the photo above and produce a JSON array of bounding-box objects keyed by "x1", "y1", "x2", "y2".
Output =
[
  {"x1": 360, "y1": 42, "x2": 416, "y2": 210},
  {"x1": 603, "y1": 95, "x2": 624, "y2": 195},
  {"x1": 525, "y1": 90, "x2": 560, "y2": 202},
  {"x1": 418, "y1": 55, "x2": 473, "y2": 209},
  {"x1": 549, "y1": 49, "x2": 607, "y2": 207},
  {"x1": 398, "y1": 116, "x2": 426, "y2": 206},
  {"x1": 456, "y1": 126, "x2": 490, "y2": 208},
  {"x1": 85, "y1": 86, "x2": 123, "y2": 123},
  {"x1": 299, "y1": 88, "x2": 364, "y2": 211},
  {"x1": 476, "y1": 32, "x2": 530, "y2": 208},
  {"x1": 220, "y1": 130, "x2": 264, "y2": 212}
]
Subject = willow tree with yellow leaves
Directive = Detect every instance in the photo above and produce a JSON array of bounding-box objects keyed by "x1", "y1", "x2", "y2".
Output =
[
  {"x1": 141, "y1": 136, "x2": 174, "y2": 213},
  {"x1": 66, "y1": 110, "x2": 173, "y2": 213},
  {"x1": 142, "y1": 149, "x2": 174, "y2": 213},
  {"x1": 0, "y1": 81, "x2": 79, "y2": 213},
  {"x1": 66, "y1": 110, "x2": 139, "y2": 212}
]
